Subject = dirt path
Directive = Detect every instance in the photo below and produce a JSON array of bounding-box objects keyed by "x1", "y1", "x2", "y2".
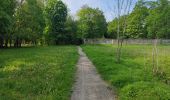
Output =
[{"x1": 71, "y1": 47, "x2": 116, "y2": 100}]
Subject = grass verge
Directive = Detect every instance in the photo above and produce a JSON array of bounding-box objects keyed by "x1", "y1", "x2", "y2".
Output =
[{"x1": 82, "y1": 44, "x2": 170, "y2": 100}]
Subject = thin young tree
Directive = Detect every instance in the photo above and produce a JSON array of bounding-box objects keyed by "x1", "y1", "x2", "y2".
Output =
[
  {"x1": 115, "y1": 0, "x2": 133, "y2": 63},
  {"x1": 147, "y1": 0, "x2": 170, "y2": 75}
]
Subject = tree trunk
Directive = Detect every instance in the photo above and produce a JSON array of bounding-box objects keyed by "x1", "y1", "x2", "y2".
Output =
[
  {"x1": 116, "y1": 0, "x2": 121, "y2": 63},
  {"x1": 9, "y1": 39, "x2": 12, "y2": 47},
  {"x1": 14, "y1": 38, "x2": 19, "y2": 47},
  {"x1": 0, "y1": 36, "x2": 4, "y2": 48},
  {"x1": 18, "y1": 39, "x2": 22, "y2": 47},
  {"x1": 152, "y1": 39, "x2": 159, "y2": 74},
  {"x1": 5, "y1": 38, "x2": 8, "y2": 48}
]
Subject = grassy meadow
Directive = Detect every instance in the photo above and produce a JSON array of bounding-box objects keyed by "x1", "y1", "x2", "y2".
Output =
[
  {"x1": 82, "y1": 44, "x2": 170, "y2": 100},
  {"x1": 0, "y1": 46, "x2": 78, "y2": 100}
]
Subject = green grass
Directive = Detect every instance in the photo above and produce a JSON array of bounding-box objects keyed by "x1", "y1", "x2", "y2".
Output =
[
  {"x1": 82, "y1": 44, "x2": 170, "y2": 100},
  {"x1": 0, "y1": 46, "x2": 78, "y2": 100}
]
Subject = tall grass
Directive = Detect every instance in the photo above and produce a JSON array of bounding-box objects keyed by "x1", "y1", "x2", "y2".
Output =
[{"x1": 82, "y1": 44, "x2": 170, "y2": 100}]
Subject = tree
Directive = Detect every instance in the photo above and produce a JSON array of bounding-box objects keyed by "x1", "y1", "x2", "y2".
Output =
[
  {"x1": 107, "y1": 16, "x2": 127, "y2": 39},
  {"x1": 65, "y1": 15, "x2": 83, "y2": 45},
  {"x1": 45, "y1": 0, "x2": 67, "y2": 45},
  {"x1": 14, "y1": 0, "x2": 45, "y2": 47},
  {"x1": 114, "y1": 0, "x2": 133, "y2": 63},
  {"x1": 106, "y1": 21, "x2": 117, "y2": 39},
  {"x1": 147, "y1": 0, "x2": 170, "y2": 39},
  {"x1": 126, "y1": 0, "x2": 149, "y2": 38},
  {"x1": 146, "y1": 0, "x2": 170, "y2": 74},
  {"x1": 77, "y1": 6, "x2": 107, "y2": 39},
  {"x1": 0, "y1": 0, "x2": 16, "y2": 48}
]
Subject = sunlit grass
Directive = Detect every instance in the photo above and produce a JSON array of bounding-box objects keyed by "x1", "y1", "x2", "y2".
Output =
[
  {"x1": 82, "y1": 44, "x2": 170, "y2": 100},
  {"x1": 0, "y1": 46, "x2": 78, "y2": 100}
]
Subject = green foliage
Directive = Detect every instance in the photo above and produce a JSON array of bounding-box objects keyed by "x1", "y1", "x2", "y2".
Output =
[
  {"x1": 77, "y1": 6, "x2": 107, "y2": 39},
  {"x1": 108, "y1": 0, "x2": 170, "y2": 39},
  {"x1": 146, "y1": 0, "x2": 170, "y2": 39},
  {"x1": 0, "y1": 0, "x2": 16, "y2": 47},
  {"x1": 0, "y1": 46, "x2": 78, "y2": 100},
  {"x1": 106, "y1": 20, "x2": 117, "y2": 39},
  {"x1": 126, "y1": 0, "x2": 149, "y2": 38},
  {"x1": 107, "y1": 16, "x2": 127, "y2": 39},
  {"x1": 1, "y1": 0, "x2": 170, "y2": 46},
  {"x1": 14, "y1": 0, "x2": 45, "y2": 47},
  {"x1": 45, "y1": 0, "x2": 68, "y2": 45},
  {"x1": 82, "y1": 44, "x2": 170, "y2": 100},
  {"x1": 65, "y1": 16, "x2": 83, "y2": 45}
]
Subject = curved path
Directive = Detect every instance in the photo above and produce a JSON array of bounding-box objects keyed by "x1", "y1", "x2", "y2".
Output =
[{"x1": 71, "y1": 47, "x2": 116, "y2": 100}]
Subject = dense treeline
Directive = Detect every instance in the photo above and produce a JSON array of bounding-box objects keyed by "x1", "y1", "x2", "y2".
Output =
[
  {"x1": 0, "y1": 0, "x2": 170, "y2": 48},
  {"x1": 107, "y1": 0, "x2": 170, "y2": 39},
  {"x1": 0, "y1": 0, "x2": 83, "y2": 48},
  {"x1": 0, "y1": 0, "x2": 45, "y2": 47},
  {"x1": 0, "y1": 0, "x2": 16, "y2": 47}
]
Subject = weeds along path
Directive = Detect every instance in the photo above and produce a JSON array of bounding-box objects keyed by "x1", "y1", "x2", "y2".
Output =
[{"x1": 71, "y1": 47, "x2": 116, "y2": 100}]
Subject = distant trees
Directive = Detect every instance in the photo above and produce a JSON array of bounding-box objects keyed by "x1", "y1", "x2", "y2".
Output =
[
  {"x1": 14, "y1": 0, "x2": 45, "y2": 47},
  {"x1": 107, "y1": 0, "x2": 170, "y2": 39},
  {"x1": 45, "y1": 0, "x2": 83, "y2": 45},
  {"x1": 107, "y1": 0, "x2": 148, "y2": 39},
  {"x1": 0, "y1": 0, "x2": 83, "y2": 47},
  {"x1": 65, "y1": 16, "x2": 83, "y2": 45},
  {"x1": 0, "y1": 0, "x2": 170, "y2": 48},
  {"x1": 77, "y1": 6, "x2": 107, "y2": 39},
  {"x1": 106, "y1": 19, "x2": 117, "y2": 39},
  {"x1": 147, "y1": 0, "x2": 170, "y2": 39},
  {"x1": 45, "y1": 0, "x2": 67, "y2": 45},
  {"x1": 107, "y1": 16, "x2": 128, "y2": 39},
  {"x1": 126, "y1": 0, "x2": 148, "y2": 38},
  {"x1": 0, "y1": 0, "x2": 45, "y2": 48},
  {"x1": 0, "y1": 0, "x2": 16, "y2": 47}
]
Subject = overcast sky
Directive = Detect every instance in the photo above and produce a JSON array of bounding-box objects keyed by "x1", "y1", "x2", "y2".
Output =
[{"x1": 62, "y1": 0, "x2": 138, "y2": 22}]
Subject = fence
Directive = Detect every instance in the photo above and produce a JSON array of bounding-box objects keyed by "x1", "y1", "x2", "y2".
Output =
[{"x1": 84, "y1": 39, "x2": 170, "y2": 45}]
